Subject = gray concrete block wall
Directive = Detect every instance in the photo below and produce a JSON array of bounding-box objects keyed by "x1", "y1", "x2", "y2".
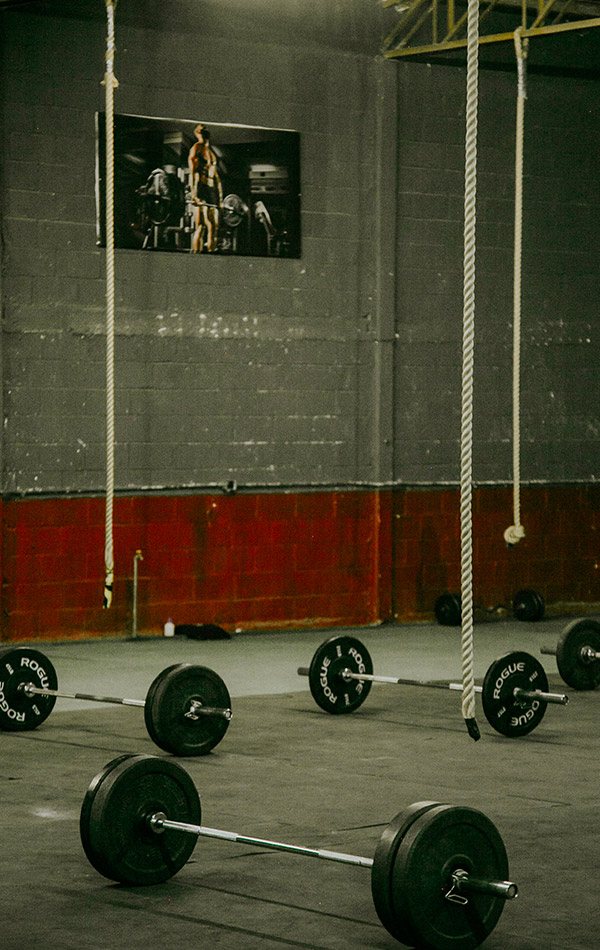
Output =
[
  {"x1": 393, "y1": 59, "x2": 600, "y2": 484},
  {"x1": 0, "y1": 1, "x2": 398, "y2": 495}
]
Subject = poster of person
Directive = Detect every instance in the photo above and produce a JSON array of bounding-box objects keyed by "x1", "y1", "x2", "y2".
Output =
[{"x1": 95, "y1": 113, "x2": 301, "y2": 258}]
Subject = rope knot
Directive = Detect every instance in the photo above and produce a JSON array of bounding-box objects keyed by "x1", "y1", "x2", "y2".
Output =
[{"x1": 504, "y1": 524, "x2": 526, "y2": 547}]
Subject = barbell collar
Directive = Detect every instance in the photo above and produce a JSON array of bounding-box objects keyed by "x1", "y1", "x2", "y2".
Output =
[
  {"x1": 513, "y1": 687, "x2": 568, "y2": 706},
  {"x1": 149, "y1": 813, "x2": 374, "y2": 867},
  {"x1": 451, "y1": 868, "x2": 518, "y2": 901},
  {"x1": 580, "y1": 646, "x2": 600, "y2": 663}
]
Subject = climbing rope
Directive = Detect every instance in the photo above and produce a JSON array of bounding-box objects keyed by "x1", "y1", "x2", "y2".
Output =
[
  {"x1": 504, "y1": 27, "x2": 529, "y2": 548},
  {"x1": 102, "y1": 0, "x2": 118, "y2": 609},
  {"x1": 460, "y1": 0, "x2": 480, "y2": 741}
]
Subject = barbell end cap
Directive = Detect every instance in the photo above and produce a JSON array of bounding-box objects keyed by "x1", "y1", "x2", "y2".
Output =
[
  {"x1": 297, "y1": 667, "x2": 310, "y2": 677},
  {"x1": 464, "y1": 717, "x2": 481, "y2": 741}
]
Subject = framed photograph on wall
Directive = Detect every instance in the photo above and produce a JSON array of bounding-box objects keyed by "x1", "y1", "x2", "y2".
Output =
[{"x1": 96, "y1": 113, "x2": 301, "y2": 258}]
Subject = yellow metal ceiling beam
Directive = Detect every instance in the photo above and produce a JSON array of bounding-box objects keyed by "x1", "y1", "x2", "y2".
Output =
[{"x1": 383, "y1": 13, "x2": 600, "y2": 57}]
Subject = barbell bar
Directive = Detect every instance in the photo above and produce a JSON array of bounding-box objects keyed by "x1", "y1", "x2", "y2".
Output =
[
  {"x1": 298, "y1": 635, "x2": 568, "y2": 737},
  {"x1": 80, "y1": 753, "x2": 518, "y2": 950},
  {"x1": 0, "y1": 646, "x2": 232, "y2": 756},
  {"x1": 540, "y1": 617, "x2": 600, "y2": 690},
  {"x1": 435, "y1": 588, "x2": 545, "y2": 626}
]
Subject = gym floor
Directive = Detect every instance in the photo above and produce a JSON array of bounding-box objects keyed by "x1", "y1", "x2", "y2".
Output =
[{"x1": 2, "y1": 616, "x2": 598, "y2": 950}]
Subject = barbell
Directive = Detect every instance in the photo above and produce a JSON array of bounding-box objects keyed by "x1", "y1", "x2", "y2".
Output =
[
  {"x1": 435, "y1": 588, "x2": 545, "y2": 626},
  {"x1": 298, "y1": 635, "x2": 568, "y2": 737},
  {"x1": 540, "y1": 617, "x2": 600, "y2": 690},
  {"x1": 80, "y1": 753, "x2": 518, "y2": 950},
  {"x1": 0, "y1": 646, "x2": 232, "y2": 756}
]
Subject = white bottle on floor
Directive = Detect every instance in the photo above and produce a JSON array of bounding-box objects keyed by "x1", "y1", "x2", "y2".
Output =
[{"x1": 164, "y1": 618, "x2": 175, "y2": 637}]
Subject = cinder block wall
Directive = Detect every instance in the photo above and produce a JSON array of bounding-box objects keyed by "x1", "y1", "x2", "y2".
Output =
[
  {"x1": 393, "y1": 59, "x2": 600, "y2": 483},
  {"x1": 1, "y1": 2, "x2": 396, "y2": 494},
  {"x1": 1, "y1": 1, "x2": 599, "y2": 641}
]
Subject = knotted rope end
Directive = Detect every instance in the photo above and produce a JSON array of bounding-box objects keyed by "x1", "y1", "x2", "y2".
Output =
[
  {"x1": 103, "y1": 571, "x2": 114, "y2": 609},
  {"x1": 504, "y1": 524, "x2": 525, "y2": 547}
]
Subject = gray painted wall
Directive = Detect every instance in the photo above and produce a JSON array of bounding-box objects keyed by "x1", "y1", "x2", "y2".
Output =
[{"x1": 1, "y1": 1, "x2": 598, "y2": 496}]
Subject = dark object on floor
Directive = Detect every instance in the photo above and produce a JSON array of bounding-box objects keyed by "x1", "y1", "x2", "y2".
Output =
[
  {"x1": 434, "y1": 588, "x2": 545, "y2": 625},
  {"x1": 175, "y1": 623, "x2": 232, "y2": 639}
]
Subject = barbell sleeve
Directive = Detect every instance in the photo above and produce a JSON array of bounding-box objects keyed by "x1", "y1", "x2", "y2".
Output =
[
  {"x1": 513, "y1": 687, "x2": 568, "y2": 705},
  {"x1": 451, "y1": 869, "x2": 518, "y2": 900},
  {"x1": 187, "y1": 701, "x2": 232, "y2": 721}
]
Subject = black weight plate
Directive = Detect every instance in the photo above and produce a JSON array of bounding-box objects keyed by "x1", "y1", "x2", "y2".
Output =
[
  {"x1": 0, "y1": 647, "x2": 58, "y2": 731},
  {"x1": 513, "y1": 589, "x2": 544, "y2": 622},
  {"x1": 556, "y1": 618, "x2": 600, "y2": 690},
  {"x1": 307, "y1": 635, "x2": 373, "y2": 714},
  {"x1": 144, "y1": 664, "x2": 231, "y2": 756},
  {"x1": 533, "y1": 590, "x2": 546, "y2": 621},
  {"x1": 371, "y1": 801, "x2": 442, "y2": 939},
  {"x1": 80, "y1": 753, "x2": 137, "y2": 870},
  {"x1": 80, "y1": 753, "x2": 201, "y2": 885},
  {"x1": 481, "y1": 651, "x2": 548, "y2": 737},
  {"x1": 435, "y1": 594, "x2": 462, "y2": 626},
  {"x1": 385, "y1": 803, "x2": 510, "y2": 950}
]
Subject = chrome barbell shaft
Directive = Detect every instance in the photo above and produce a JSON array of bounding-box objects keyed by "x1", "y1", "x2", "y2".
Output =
[
  {"x1": 298, "y1": 667, "x2": 459, "y2": 691},
  {"x1": 150, "y1": 813, "x2": 373, "y2": 867},
  {"x1": 21, "y1": 684, "x2": 145, "y2": 707},
  {"x1": 341, "y1": 669, "x2": 475, "y2": 694}
]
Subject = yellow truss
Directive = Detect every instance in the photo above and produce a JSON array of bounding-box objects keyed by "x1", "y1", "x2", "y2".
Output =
[{"x1": 381, "y1": 0, "x2": 600, "y2": 57}]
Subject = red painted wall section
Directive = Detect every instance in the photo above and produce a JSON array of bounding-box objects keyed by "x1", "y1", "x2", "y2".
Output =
[
  {"x1": 1, "y1": 485, "x2": 599, "y2": 642},
  {"x1": 1, "y1": 490, "x2": 385, "y2": 642},
  {"x1": 393, "y1": 484, "x2": 600, "y2": 621}
]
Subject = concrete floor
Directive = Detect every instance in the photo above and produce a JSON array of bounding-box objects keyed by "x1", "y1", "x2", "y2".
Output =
[{"x1": 2, "y1": 616, "x2": 598, "y2": 949}]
